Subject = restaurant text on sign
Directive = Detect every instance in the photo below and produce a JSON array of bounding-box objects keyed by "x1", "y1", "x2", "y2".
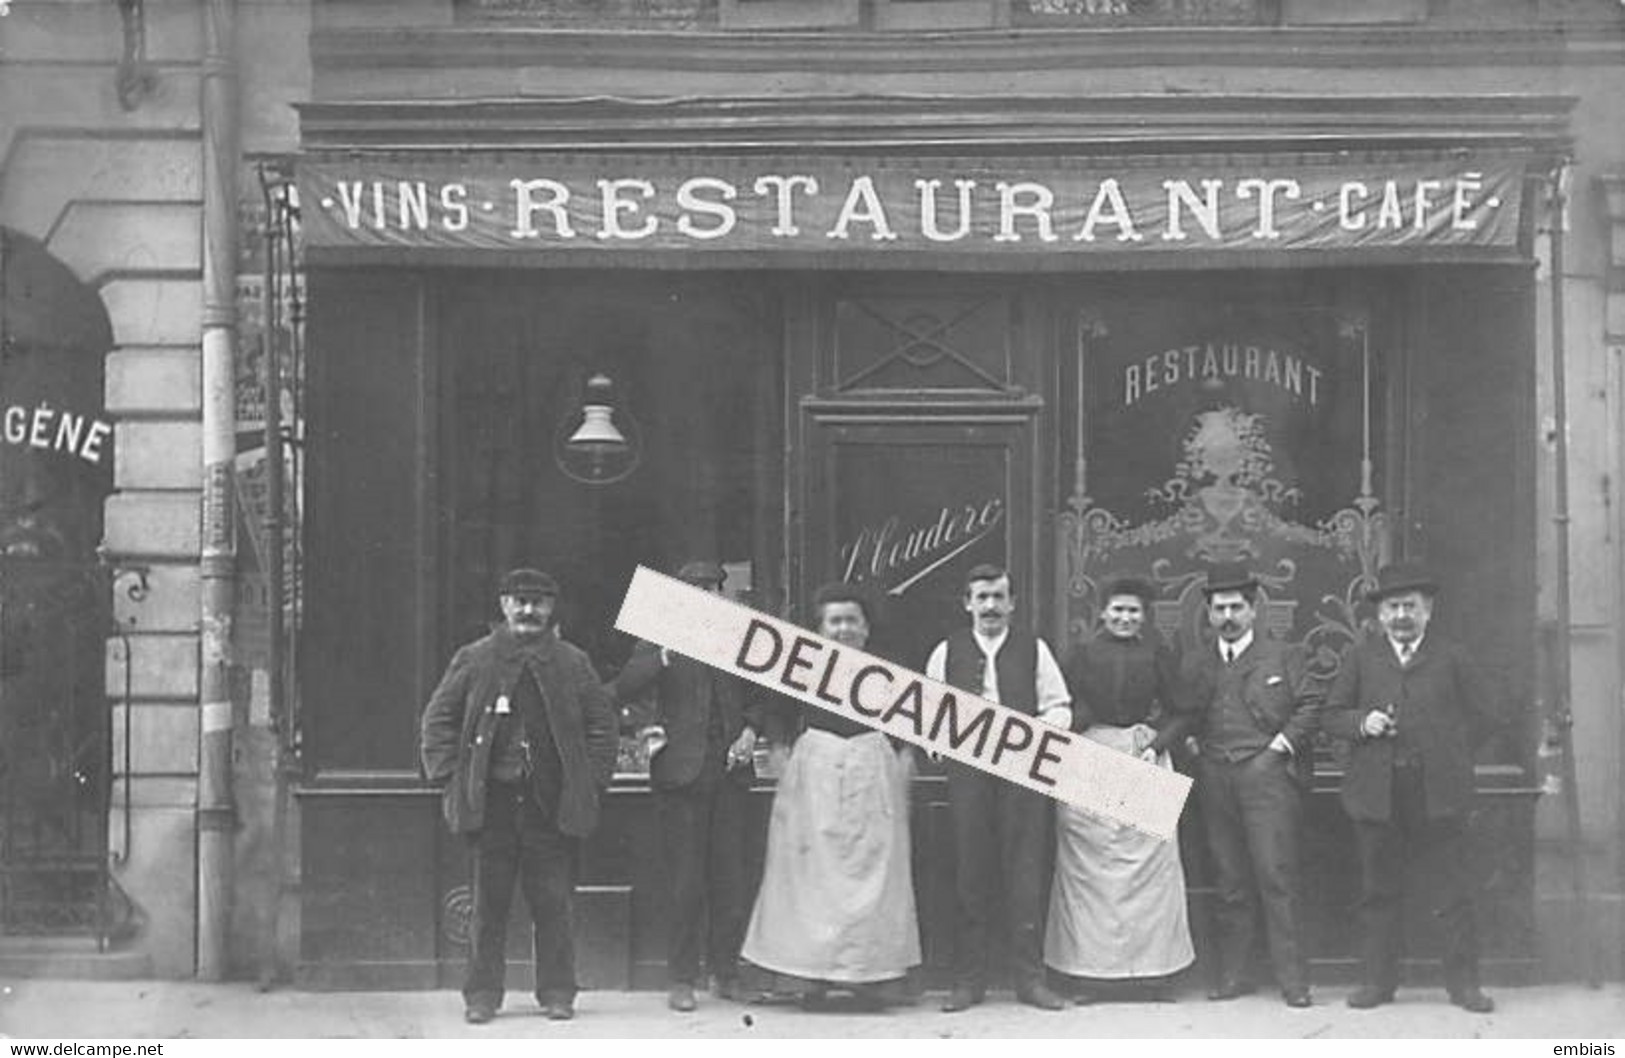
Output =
[
  {"x1": 299, "y1": 155, "x2": 1525, "y2": 260},
  {"x1": 614, "y1": 566, "x2": 1191, "y2": 840}
]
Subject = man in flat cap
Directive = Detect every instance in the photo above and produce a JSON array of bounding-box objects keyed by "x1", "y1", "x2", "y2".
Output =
[
  {"x1": 610, "y1": 560, "x2": 765, "y2": 1012},
  {"x1": 1179, "y1": 562, "x2": 1322, "y2": 1008},
  {"x1": 420, "y1": 568, "x2": 619, "y2": 1024},
  {"x1": 1323, "y1": 562, "x2": 1501, "y2": 1014}
]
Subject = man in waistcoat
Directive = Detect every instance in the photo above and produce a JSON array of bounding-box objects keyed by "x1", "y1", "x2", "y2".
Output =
[
  {"x1": 1180, "y1": 562, "x2": 1323, "y2": 1008},
  {"x1": 1323, "y1": 562, "x2": 1500, "y2": 1013},
  {"x1": 420, "y1": 568, "x2": 619, "y2": 1024},
  {"x1": 925, "y1": 564, "x2": 1073, "y2": 1013},
  {"x1": 610, "y1": 560, "x2": 765, "y2": 1013}
]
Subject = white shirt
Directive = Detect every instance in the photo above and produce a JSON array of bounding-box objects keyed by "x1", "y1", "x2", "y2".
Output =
[
  {"x1": 1219, "y1": 629, "x2": 1255, "y2": 664},
  {"x1": 925, "y1": 628, "x2": 1070, "y2": 712},
  {"x1": 1389, "y1": 634, "x2": 1424, "y2": 666}
]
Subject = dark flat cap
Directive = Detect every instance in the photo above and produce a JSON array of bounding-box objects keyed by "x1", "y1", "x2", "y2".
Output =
[
  {"x1": 1201, "y1": 562, "x2": 1259, "y2": 597},
  {"x1": 1101, "y1": 575, "x2": 1157, "y2": 606},
  {"x1": 498, "y1": 568, "x2": 558, "y2": 599},
  {"x1": 677, "y1": 560, "x2": 726, "y2": 587},
  {"x1": 1366, "y1": 561, "x2": 1439, "y2": 602}
]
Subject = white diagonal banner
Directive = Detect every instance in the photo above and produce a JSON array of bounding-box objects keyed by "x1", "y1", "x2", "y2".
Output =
[{"x1": 615, "y1": 566, "x2": 1191, "y2": 841}]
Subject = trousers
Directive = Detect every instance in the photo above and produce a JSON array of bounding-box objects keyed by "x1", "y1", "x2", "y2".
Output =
[
  {"x1": 1352, "y1": 764, "x2": 1481, "y2": 993},
  {"x1": 464, "y1": 779, "x2": 580, "y2": 1007},
  {"x1": 945, "y1": 762, "x2": 1051, "y2": 992},
  {"x1": 1197, "y1": 751, "x2": 1307, "y2": 993},
  {"x1": 658, "y1": 767, "x2": 750, "y2": 986}
]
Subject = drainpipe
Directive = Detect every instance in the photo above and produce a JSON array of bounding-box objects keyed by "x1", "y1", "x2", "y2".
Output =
[
  {"x1": 198, "y1": 0, "x2": 239, "y2": 982},
  {"x1": 1546, "y1": 159, "x2": 1599, "y2": 988}
]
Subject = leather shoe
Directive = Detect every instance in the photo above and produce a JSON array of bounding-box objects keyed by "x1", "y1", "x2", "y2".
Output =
[
  {"x1": 667, "y1": 984, "x2": 697, "y2": 1013},
  {"x1": 1346, "y1": 986, "x2": 1396, "y2": 1009},
  {"x1": 1449, "y1": 988, "x2": 1495, "y2": 1014},
  {"x1": 712, "y1": 977, "x2": 746, "y2": 1003},
  {"x1": 1282, "y1": 987, "x2": 1313, "y2": 1008},
  {"x1": 463, "y1": 1002, "x2": 496, "y2": 1025},
  {"x1": 1017, "y1": 983, "x2": 1066, "y2": 1011},
  {"x1": 940, "y1": 986, "x2": 985, "y2": 1013},
  {"x1": 543, "y1": 998, "x2": 574, "y2": 1021},
  {"x1": 1206, "y1": 980, "x2": 1255, "y2": 1002}
]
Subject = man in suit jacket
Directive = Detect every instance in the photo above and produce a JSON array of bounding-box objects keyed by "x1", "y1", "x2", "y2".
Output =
[
  {"x1": 1323, "y1": 562, "x2": 1500, "y2": 1014},
  {"x1": 1179, "y1": 562, "x2": 1322, "y2": 1008},
  {"x1": 610, "y1": 560, "x2": 763, "y2": 1013},
  {"x1": 420, "y1": 568, "x2": 619, "y2": 1025}
]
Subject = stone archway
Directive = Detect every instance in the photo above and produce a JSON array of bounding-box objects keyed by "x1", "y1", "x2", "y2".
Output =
[{"x1": 0, "y1": 227, "x2": 116, "y2": 939}]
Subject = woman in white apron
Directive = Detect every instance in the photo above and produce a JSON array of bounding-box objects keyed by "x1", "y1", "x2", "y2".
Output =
[
  {"x1": 1045, "y1": 576, "x2": 1195, "y2": 1002},
  {"x1": 741, "y1": 583, "x2": 920, "y2": 1008}
]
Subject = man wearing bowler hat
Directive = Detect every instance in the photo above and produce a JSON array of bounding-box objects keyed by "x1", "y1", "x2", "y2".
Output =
[
  {"x1": 1180, "y1": 562, "x2": 1322, "y2": 1008},
  {"x1": 610, "y1": 560, "x2": 765, "y2": 1012},
  {"x1": 420, "y1": 568, "x2": 619, "y2": 1024},
  {"x1": 1323, "y1": 562, "x2": 1501, "y2": 1013}
]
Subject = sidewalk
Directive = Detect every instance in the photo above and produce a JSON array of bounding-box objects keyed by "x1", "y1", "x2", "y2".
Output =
[{"x1": 1, "y1": 980, "x2": 1621, "y2": 1038}]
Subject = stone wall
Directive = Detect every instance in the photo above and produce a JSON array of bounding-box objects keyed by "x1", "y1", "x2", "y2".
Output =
[{"x1": 1, "y1": 0, "x2": 205, "y2": 977}]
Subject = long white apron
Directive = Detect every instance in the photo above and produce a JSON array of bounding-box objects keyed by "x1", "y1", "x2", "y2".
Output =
[
  {"x1": 741, "y1": 728, "x2": 921, "y2": 983},
  {"x1": 1044, "y1": 724, "x2": 1195, "y2": 979}
]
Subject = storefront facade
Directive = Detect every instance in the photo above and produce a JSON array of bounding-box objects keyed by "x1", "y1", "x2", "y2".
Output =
[
  {"x1": 4, "y1": 0, "x2": 1624, "y2": 987},
  {"x1": 291, "y1": 83, "x2": 1560, "y2": 986}
]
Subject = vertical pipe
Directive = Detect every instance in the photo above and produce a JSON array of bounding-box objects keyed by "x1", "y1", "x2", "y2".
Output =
[
  {"x1": 1546, "y1": 160, "x2": 1597, "y2": 987},
  {"x1": 257, "y1": 168, "x2": 288, "y2": 989},
  {"x1": 198, "y1": 0, "x2": 239, "y2": 982}
]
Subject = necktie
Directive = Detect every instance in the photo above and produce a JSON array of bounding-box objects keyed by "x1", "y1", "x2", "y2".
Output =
[
  {"x1": 1399, "y1": 643, "x2": 1414, "y2": 666},
  {"x1": 1223, "y1": 645, "x2": 1235, "y2": 665}
]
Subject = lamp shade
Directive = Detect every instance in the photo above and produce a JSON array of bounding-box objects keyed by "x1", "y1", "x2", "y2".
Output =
[{"x1": 555, "y1": 372, "x2": 640, "y2": 485}]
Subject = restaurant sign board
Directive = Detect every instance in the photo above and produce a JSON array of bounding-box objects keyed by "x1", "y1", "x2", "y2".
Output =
[{"x1": 299, "y1": 153, "x2": 1525, "y2": 261}]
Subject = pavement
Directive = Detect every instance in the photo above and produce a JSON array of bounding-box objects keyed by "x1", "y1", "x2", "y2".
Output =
[{"x1": 0, "y1": 980, "x2": 1621, "y2": 1038}]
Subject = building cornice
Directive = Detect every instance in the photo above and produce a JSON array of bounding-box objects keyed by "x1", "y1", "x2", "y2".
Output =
[
  {"x1": 309, "y1": 24, "x2": 1625, "y2": 78},
  {"x1": 296, "y1": 93, "x2": 1576, "y2": 154}
]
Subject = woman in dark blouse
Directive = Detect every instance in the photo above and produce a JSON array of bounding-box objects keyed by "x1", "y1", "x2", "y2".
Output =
[{"x1": 1045, "y1": 576, "x2": 1195, "y2": 1002}]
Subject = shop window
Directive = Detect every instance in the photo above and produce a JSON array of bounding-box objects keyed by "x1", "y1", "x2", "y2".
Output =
[
  {"x1": 717, "y1": 0, "x2": 861, "y2": 28},
  {"x1": 1013, "y1": 0, "x2": 1272, "y2": 24},
  {"x1": 454, "y1": 0, "x2": 715, "y2": 27},
  {"x1": 1278, "y1": 0, "x2": 1424, "y2": 24},
  {"x1": 1057, "y1": 279, "x2": 1388, "y2": 684},
  {"x1": 873, "y1": 0, "x2": 1009, "y2": 29},
  {"x1": 435, "y1": 273, "x2": 782, "y2": 773}
]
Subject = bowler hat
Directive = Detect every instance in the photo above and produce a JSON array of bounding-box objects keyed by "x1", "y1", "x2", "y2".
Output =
[
  {"x1": 498, "y1": 568, "x2": 558, "y2": 599},
  {"x1": 677, "y1": 560, "x2": 726, "y2": 587},
  {"x1": 1101, "y1": 575, "x2": 1157, "y2": 607},
  {"x1": 1366, "y1": 561, "x2": 1439, "y2": 603},
  {"x1": 1201, "y1": 562, "x2": 1259, "y2": 597}
]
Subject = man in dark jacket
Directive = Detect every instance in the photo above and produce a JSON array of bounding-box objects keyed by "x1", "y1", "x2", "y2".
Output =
[
  {"x1": 1323, "y1": 562, "x2": 1499, "y2": 1014},
  {"x1": 1180, "y1": 562, "x2": 1322, "y2": 1008},
  {"x1": 420, "y1": 568, "x2": 618, "y2": 1025},
  {"x1": 609, "y1": 560, "x2": 763, "y2": 1013}
]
